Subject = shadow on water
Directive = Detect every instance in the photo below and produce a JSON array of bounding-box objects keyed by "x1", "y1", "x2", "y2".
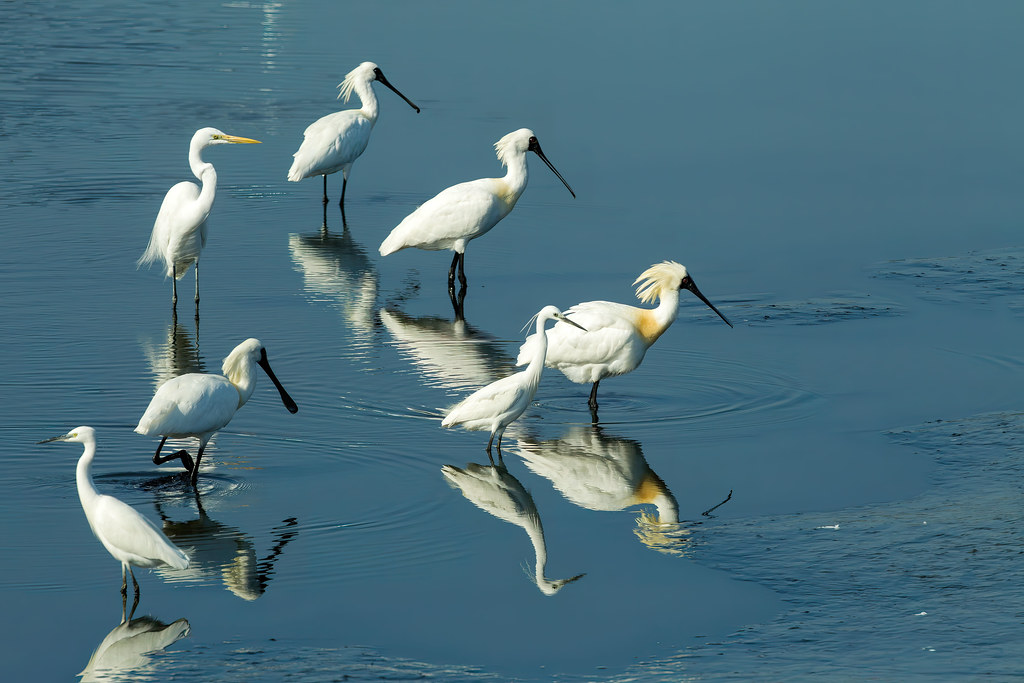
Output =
[
  {"x1": 441, "y1": 456, "x2": 585, "y2": 596},
  {"x1": 79, "y1": 610, "x2": 190, "y2": 683},
  {"x1": 147, "y1": 485, "x2": 299, "y2": 601}
]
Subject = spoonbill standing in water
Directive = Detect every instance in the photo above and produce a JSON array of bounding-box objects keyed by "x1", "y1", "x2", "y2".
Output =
[
  {"x1": 517, "y1": 261, "x2": 732, "y2": 411},
  {"x1": 138, "y1": 127, "x2": 261, "y2": 310},
  {"x1": 288, "y1": 61, "x2": 420, "y2": 217},
  {"x1": 379, "y1": 129, "x2": 575, "y2": 290},
  {"x1": 442, "y1": 305, "x2": 585, "y2": 457},
  {"x1": 136, "y1": 338, "x2": 298, "y2": 485},
  {"x1": 37, "y1": 426, "x2": 190, "y2": 605}
]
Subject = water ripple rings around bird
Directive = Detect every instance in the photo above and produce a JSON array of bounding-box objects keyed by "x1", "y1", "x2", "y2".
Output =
[
  {"x1": 721, "y1": 291, "x2": 906, "y2": 327},
  {"x1": 535, "y1": 349, "x2": 819, "y2": 432},
  {"x1": 871, "y1": 247, "x2": 1024, "y2": 310}
]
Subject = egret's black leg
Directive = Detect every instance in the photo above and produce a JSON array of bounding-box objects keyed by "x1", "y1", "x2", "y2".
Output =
[
  {"x1": 448, "y1": 252, "x2": 460, "y2": 291},
  {"x1": 129, "y1": 566, "x2": 140, "y2": 598},
  {"x1": 127, "y1": 590, "x2": 139, "y2": 622},
  {"x1": 194, "y1": 261, "x2": 200, "y2": 305},
  {"x1": 588, "y1": 381, "x2": 600, "y2": 411},
  {"x1": 339, "y1": 176, "x2": 347, "y2": 209},
  {"x1": 322, "y1": 174, "x2": 329, "y2": 206},
  {"x1": 171, "y1": 264, "x2": 178, "y2": 307}
]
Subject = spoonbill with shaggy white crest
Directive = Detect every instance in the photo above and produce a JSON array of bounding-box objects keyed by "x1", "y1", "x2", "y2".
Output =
[
  {"x1": 442, "y1": 305, "x2": 585, "y2": 457},
  {"x1": 138, "y1": 127, "x2": 261, "y2": 310},
  {"x1": 288, "y1": 61, "x2": 420, "y2": 216},
  {"x1": 517, "y1": 261, "x2": 732, "y2": 411},
  {"x1": 37, "y1": 426, "x2": 190, "y2": 604},
  {"x1": 379, "y1": 129, "x2": 575, "y2": 290},
  {"x1": 136, "y1": 338, "x2": 298, "y2": 485}
]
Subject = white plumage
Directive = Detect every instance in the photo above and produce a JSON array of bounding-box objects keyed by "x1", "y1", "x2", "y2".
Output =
[
  {"x1": 138, "y1": 127, "x2": 261, "y2": 308},
  {"x1": 37, "y1": 426, "x2": 190, "y2": 601},
  {"x1": 517, "y1": 261, "x2": 732, "y2": 410},
  {"x1": 441, "y1": 305, "x2": 584, "y2": 456},
  {"x1": 136, "y1": 338, "x2": 298, "y2": 485},
  {"x1": 288, "y1": 61, "x2": 419, "y2": 213},
  {"x1": 379, "y1": 128, "x2": 575, "y2": 289}
]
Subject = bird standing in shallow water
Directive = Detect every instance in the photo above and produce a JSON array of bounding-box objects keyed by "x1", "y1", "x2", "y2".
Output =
[
  {"x1": 136, "y1": 338, "x2": 298, "y2": 486},
  {"x1": 379, "y1": 129, "x2": 575, "y2": 291},
  {"x1": 138, "y1": 127, "x2": 261, "y2": 313},
  {"x1": 517, "y1": 261, "x2": 732, "y2": 412},
  {"x1": 288, "y1": 61, "x2": 420, "y2": 220},
  {"x1": 442, "y1": 305, "x2": 585, "y2": 457},
  {"x1": 37, "y1": 426, "x2": 190, "y2": 610}
]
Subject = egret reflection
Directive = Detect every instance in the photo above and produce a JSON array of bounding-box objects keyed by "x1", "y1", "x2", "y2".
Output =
[
  {"x1": 153, "y1": 491, "x2": 299, "y2": 600},
  {"x1": 140, "y1": 317, "x2": 206, "y2": 391},
  {"x1": 515, "y1": 424, "x2": 692, "y2": 555},
  {"x1": 442, "y1": 459, "x2": 584, "y2": 595},
  {"x1": 79, "y1": 613, "x2": 190, "y2": 683},
  {"x1": 288, "y1": 229, "x2": 378, "y2": 345},
  {"x1": 379, "y1": 305, "x2": 516, "y2": 394}
]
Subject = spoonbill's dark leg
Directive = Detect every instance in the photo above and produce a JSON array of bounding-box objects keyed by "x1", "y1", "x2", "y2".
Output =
[
  {"x1": 339, "y1": 175, "x2": 348, "y2": 210},
  {"x1": 588, "y1": 381, "x2": 600, "y2": 411},
  {"x1": 457, "y1": 252, "x2": 467, "y2": 288},
  {"x1": 322, "y1": 174, "x2": 329, "y2": 206},
  {"x1": 152, "y1": 437, "x2": 197, "y2": 473},
  {"x1": 448, "y1": 252, "x2": 461, "y2": 291},
  {"x1": 190, "y1": 443, "x2": 208, "y2": 486},
  {"x1": 589, "y1": 403, "x2": 600, "y2": 425}
]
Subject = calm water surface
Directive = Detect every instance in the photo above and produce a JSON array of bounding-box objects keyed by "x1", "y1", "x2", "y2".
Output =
[{"x1": 2, "y1": 1, "x2": 1023, "y2": 680}]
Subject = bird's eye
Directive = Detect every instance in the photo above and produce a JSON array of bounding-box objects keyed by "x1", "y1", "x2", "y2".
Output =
[{"x1": 528, "y1": 137, "x2": 538, "y2": 145}]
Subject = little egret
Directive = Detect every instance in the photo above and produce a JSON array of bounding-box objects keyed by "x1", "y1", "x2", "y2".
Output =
[
  {"x1": 138, "y1": 127, "x2": 261, "y2": 310},
  {"x1": 442, "y1": 305, "x2": 585, "y2": 456},
  {"x1": 37, "y1": 426, "x2": 190, "y2": 605},
  {"x1": 288, "y1": 61, "x2": 420, "y2": 217},
  {"x1": 136, "y1": 338, "x2": 298, "y2": 485},
  {"x1": 379, "y1": 129, "x2": 575, "y2": 290},
  {"x1": 517, "y1": 261, "x2": 732, "y2": 411}
]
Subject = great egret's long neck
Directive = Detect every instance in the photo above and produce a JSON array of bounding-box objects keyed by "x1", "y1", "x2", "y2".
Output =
[
  {"x1": 189, "y1": 144, "x2": 218, "y2": 216},
  {"x1": 76, "y1": 439, "x2": 100, "y2": 507},
  {"x1": 355, "y1": 80, "x2": 380, "y2": 123}
]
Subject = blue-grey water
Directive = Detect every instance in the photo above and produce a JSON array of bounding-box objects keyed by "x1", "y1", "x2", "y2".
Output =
[{"x1": 2, "y1": 1, "x2": 1023, "y2": 680}]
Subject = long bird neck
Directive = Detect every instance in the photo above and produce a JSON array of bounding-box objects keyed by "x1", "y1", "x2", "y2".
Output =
[
  {"x1": 76, "y1": 440, "x2": 100, "y2": 508},
  {"x1": 189, "y1": 147, "x2": 218, "y2": 212},
  {"x1": 225, "y1": 361, "x2": 258, "y2": 408},
  {"x1": 523, "y1": 512, "x2": 549, "y2": 584},
  {"x1": 500, "y1": 151, "x2": 530, "y2": 206},
  {"x1": 638, "y1": 287, "x2": 681, "y2": 345},
  {"x1": 523, "y1": 317, "x2": 551, "y2": 381},
  {"x1": 354, "y1": 80, "x2": 380, "y2": 123}
]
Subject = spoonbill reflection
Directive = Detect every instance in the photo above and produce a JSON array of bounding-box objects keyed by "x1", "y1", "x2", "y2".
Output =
[
  {"x1": 79, "y1": 614, "x2": 190, "y2": 682},
  {"x1": 442, "y1": 306, "x2": 585, "y2": 456},
  {"x1": 442, "y1": 460, "x2": 584, "y2": 595},
  {"x1": 288, "y1": 61, "x2": 420, "y2": 216},
  {"x1": 36, "y1": 427, "x2": 190, "y2": 605},
  {"x1": 379, "y1": 129, "x2": 575, "y2": 290},
  {"x1": 136, "y1": 338, "x2": 298, "y2": 485},
  {"x1": 154, "y1": 491, "x2": 299, "y2": 601},
  {"x1": 517, "y1": 261, "x2": 732, "y2": 411},
  {"x1": 138, "y1": 127, "x2": 261, "y2": 310}
]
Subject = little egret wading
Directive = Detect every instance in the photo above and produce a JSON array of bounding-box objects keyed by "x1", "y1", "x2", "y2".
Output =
[
  {"x1": 136, "y1": 338, "x2": 298, "y2": 485},
  {"x1": 138, "y1": 127, "x2": 261, "y2": 311},
  {"x1": 37, "y1": 426, "x2": 190, "y2": 605},
  {"x1": 288, "y1": 61, "x2": 420, "y2": 218},
  {"x1": 517, "y1": 261, "x2": 732, "y2": 411},
  {"x1": 442, "y1": 305, "x2": 585, "y2": 457},
  {"x1": 379, "y1": 129, "x2": 574, "y2": 290}
]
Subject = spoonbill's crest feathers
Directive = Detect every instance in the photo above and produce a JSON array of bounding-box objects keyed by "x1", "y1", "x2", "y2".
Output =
[
  {"x1": 634, "y1": 261, "x2": 689, "y2": 304},
  {"x1": 494, "y1": 128, "x2": 535, "y2": 168},
  {"x1": 337, "y1": 61, "x2": 378, "y2": 103},
  {"x1": 221, "y1": 338, "x2": 263, "y2": 381}
]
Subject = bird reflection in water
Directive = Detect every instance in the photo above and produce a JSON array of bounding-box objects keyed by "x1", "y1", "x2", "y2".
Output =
[
  {"x1": 515, "y1": 423, "x2": 730, "y2": 556},
  {"x1": 152, "y1": 489, "x2": 299, "y2": 601},
  {"x1": 288, "y1": 227, "x2": 378, "y2": 348},
  {"x1": 79, "y1": 611, "x2": 190, "y2": 682},
  {"x1": 140, "y1": 315, "x2": 207, "y2": 391},
  {"x1": 379, "y1": 300, "x2": 517, "y2": 395},
  {"x1": 442, "y1": 457, "x2": 585, "y2": 595}
]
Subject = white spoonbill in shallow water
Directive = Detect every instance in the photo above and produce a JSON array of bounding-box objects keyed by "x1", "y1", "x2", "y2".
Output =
[
  {"x1": 288, "y1": 61, "x2": 420, "y2": 216},
  {"x1": 442, "y1": 305, "x2": 585, "y2": 457},
  {"x1": 37, "y1": 426, "x2": 190, "y2": 603},
  {"x1": 138, "y1": 127, "x2": 261, "y2": 309},
  {"x1": 136, "y1": 338, "x2": 298, "y2": 485},
  {"x1": 379, "y1": 129, "x2": 575, "y2": 290},
  {"x1": 517, "y1": 261, "x2": 732, "y2": 411}
]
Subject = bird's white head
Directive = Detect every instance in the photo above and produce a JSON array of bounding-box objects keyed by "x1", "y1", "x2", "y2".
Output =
[
  {"x1": 494, "y1": 129, "x2": 536, "y2": 167},
  {"x1": 192, "y1": 127, "x2": 262, "y2": 148},
  {"x1": 38, "y1": 425, "x2": 95, "y2": 445},
  {"x1": 337, "y1": 61, "x2": 380, "y2": 102},
  {"x1": 222, "y1": 338, "x2": 265, "y2": 376},
  {"x1": 524, "y1": 305, "x2": 587, "y2": 333},
  {"x1": 633, "y1": 261, "x2": 689, "y2": 304}
]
